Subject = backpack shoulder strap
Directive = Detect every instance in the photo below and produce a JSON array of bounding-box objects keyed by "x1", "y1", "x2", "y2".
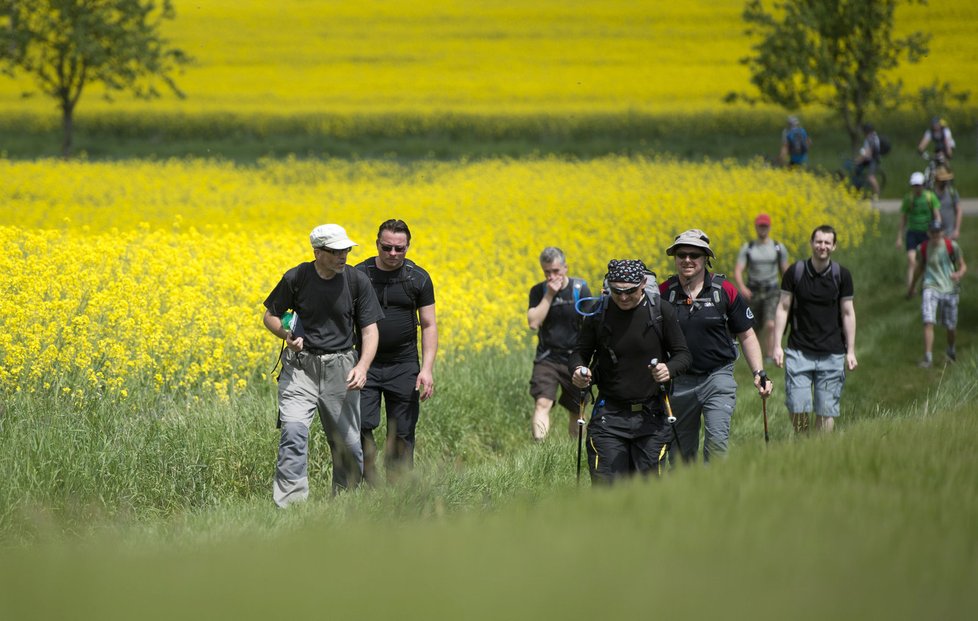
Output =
[
  {"x1": 945, "y1": 238, "x2": 956, "y2": 263},
  {"x1": 920, "y1": 239, "x2": 930, "y2": 263},
  {"x1": 793, "y1": 260, "x2": 805, "y2": 284}
]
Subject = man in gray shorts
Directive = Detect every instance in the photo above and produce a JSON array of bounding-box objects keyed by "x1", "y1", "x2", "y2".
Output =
[
  {"x1": 734, "y1": 213, "x2": 790, "y2": 363},
  {"x1": 263, "y1": 224, "x2": 384, "y2": 507},
  {"x1": 772, "y1": 225, "x2": 857, "y2": 433},
  {"x1": 907, "y1": 220, "x2": 967, "y2": 367}
]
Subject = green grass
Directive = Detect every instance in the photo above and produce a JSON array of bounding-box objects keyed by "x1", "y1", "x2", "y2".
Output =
[
  {"x1": 2, "y1": 108, "x2": 975, "y2": 196},
  {"x1": 1, "y1": 213, "x2": 977, "y2": 617}
]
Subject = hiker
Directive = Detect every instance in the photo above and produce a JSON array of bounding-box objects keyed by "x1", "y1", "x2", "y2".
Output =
[
  {"x1": 780, "y1": 115, "x2": 812, "y2": 167},
  {"x1": 734, "y1": 213, "x2": 790, "y2": 362},
  {"x1": 853, "y1": 122, "x2": 883, "y2": 198},
  {"x1": 660, "y1": 229, "x2": 772, "y2": 463},
  {"x1": 527, "y1": 247, "x2": 592, "y2": 441},
  {"x1": 263, "y1": 224, "x2": 384, "y2": 507},
  {"x1": 933, "y1": 168, "x2": 962, "y2": 241},
  {"x1": 908, "y1": 220, "x2": 966, "y2": 368},
  {"x1": 569, "y1": 259, "x2": 691, "y2": 484},
  {"x1": 772, "y1": 225, "x2": 857, "y2": 434},
  {"x1": 354, "y1": 219, "x2": 437, "y2": 484},
  {"x1": 898, "y1": 172, "x2": 942, "y2": 292}
]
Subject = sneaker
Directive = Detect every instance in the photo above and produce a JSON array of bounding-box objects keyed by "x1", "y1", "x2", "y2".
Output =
[
  {"x1": 947, "y1": 349, "x2": 957, "y2": 363},
  {"x1": 917, "y1": 359, "x2": 932, "y2": 368}
]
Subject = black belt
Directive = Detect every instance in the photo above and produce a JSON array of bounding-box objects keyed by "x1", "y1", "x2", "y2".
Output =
[
  {"x1": 301, "y1": 347, "x2": 353, "y2": 356},
  {"x1": 600, "y1": 397, "x2": 653, "y2": 413}
]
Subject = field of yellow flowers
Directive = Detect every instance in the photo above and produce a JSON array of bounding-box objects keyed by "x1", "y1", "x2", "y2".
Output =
[
  {"x1": 0, "y1": 0, "x2": 974, "y2": 119},
  {"x1": 0, "y1": 156, "x2": 873, "y2": 401}
]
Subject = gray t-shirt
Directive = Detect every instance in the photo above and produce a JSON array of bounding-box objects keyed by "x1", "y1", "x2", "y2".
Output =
[
  {"x1": 935, "y1": 186, "x2": 959, "y2": 237},
  {"x1": 736, "y1": 240, "x2": 786, "y2": 287}
]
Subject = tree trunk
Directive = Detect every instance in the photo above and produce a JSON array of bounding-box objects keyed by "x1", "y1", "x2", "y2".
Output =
[{"x1": 61, "y1": 100, "x2": 74, "y2": 159}]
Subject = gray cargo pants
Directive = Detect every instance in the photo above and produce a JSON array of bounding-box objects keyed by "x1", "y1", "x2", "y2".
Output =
[{"x1": 274, "y1": 348, "x2": 363, "y2": 507}]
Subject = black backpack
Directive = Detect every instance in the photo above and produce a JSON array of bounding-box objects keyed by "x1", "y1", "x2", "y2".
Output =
[{"x1": 877, "y1": 135, "x2": 892, "y2": 156}]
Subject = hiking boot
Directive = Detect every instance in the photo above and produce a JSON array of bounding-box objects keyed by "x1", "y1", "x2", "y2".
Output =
[
  {"x1": 917, "y1": 359, "x2": 932, "y2": 369},
  {"x1": 947, "y1": 349, "x2": 957, "y2": 363}
]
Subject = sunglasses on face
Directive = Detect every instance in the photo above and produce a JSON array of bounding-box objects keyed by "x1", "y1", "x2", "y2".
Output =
[
  {"x1": 379, "y1": 243, "x2": 407, "y2": 252},
  {"x1": 675, "y1": 252, "x2": 705, "y2": 261},
  {"x1": 610, "y1": 284, "x2": 642, "y2": 295},
  {"x1": 319, "y1": 247, "x2": 349, "y2": 256}
]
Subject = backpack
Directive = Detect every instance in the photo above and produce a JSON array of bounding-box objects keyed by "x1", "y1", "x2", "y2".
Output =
[
  {"x1": 787, "y1": 127, "x2": 808, "y2": 156},
  {"x1": 593, "y1": 274, "x2": 664, "y2": 367},
  {"x1": 877, "y1": 135, "x2": 892, "y2": 156},
  {"x1": 919, "y1": 238, "x2": 956, "y2": 264},
  {"x1": 789, "y1": 260, "x2": 841, "y2": 330},
  {"x1": 357, "y1": 258, "x2": 424, "y2": 323}
]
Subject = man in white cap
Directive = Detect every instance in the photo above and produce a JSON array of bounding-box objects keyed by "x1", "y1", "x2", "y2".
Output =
[
  {"x1": 660, "y1": 229, "x2": 772, "y2": 463},
  {"x1": 263, "y1": 223, "x2": 384, "y2": 507},
  {"x1": 898, "y1": 172, "x2": 942, "y2": 293}
]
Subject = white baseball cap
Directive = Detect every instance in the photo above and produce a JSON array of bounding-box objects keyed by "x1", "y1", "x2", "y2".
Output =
[
  {"x1": 310, "y1": 224, "x2": 358, "y2": 250},
  {"x1": 909, "y1": 172, "x2": 925, "y2": 186}
]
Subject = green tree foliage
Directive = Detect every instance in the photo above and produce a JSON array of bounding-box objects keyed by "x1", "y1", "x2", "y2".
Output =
[
  {"x1": 728, "y1": 0, "x2": 964, "y2": 148},
  {"x1": 0, "y1": 0, "x2": 191, "y2": 156}
]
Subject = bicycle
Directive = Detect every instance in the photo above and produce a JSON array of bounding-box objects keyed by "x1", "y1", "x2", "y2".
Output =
[
  {"x1": 920, "y1": 151, "x2": 950, "y2": 190},
  {"x1": 835, "y1": 158, "x2": 887, "y2": 197}
]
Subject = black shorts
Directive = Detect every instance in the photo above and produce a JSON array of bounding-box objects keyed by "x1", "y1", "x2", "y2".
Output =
[
  {"x1": 529, "y1": 358, "x2": 582, "y2": 413},
  {"x1": 360, "y1": 360, "x2": 420, "y2": 441}
]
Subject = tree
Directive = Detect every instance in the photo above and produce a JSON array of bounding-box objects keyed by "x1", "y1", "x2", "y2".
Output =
[
  {"x1": 727, "y1": 0, "x2": 966, "y2": 148},
  {"x1": 0, "y1": 0, "x2": 191, "y2": 156}
]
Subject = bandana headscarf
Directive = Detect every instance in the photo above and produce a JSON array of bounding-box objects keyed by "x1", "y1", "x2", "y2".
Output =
[{"x1": 605, "y1": 259, "x2": 648, "y2": 284}]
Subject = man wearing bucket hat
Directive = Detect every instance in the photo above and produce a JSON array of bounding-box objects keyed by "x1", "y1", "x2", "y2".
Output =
[
  {"x1": 263, "y1": 223, "x2": 385, "y2": 507},
  {"x1": 660, "y1": 229, "x2": 772, "y2": 463},
  {"x1": 569, "y1": 259, "x2": 691, "y2": 484},
  {"x1": 898, "y1": 172, "x2": 942, "y2": 293},
  {"x1": 932, "y1": 168, "x2": 961, "y2": 241},
  {"x1": 734, "y1": 213, "x2": 790, "y2": 363}
]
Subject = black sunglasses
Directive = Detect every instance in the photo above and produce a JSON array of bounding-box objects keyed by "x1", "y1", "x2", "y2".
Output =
[
  {"x1": 675, "y1": 251, "x2": 705, "y2": 260},
  {"x1": 379, "y1": 243, "x2": 407, "y2": 252},
  {"x1": 610, "y1": 284, "x2": 642, "y2": 295}
]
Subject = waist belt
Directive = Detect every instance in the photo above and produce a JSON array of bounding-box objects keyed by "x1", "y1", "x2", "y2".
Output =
[
  {"x1": 301, "y1": 347, "x2": 353, "y2": 356},
  {"x1": 601, "y1": 396, "x2": 652, "y2": 413}
]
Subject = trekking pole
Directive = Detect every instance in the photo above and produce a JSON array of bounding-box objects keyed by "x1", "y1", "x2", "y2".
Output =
[
  {"x1": 651, "y1": 359, "x2": 682, "y2": 458},
  {"x1": 576, "y1": 368, "x2": 589, "y2": 485},
  {"x1": 762, "y1": 395, "x2": 769, "y2": 445}
]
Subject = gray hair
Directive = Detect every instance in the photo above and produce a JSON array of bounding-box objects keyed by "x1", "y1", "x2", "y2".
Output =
[{"x1": 539, "y1": 246, "x2": 566, "y2": 265}]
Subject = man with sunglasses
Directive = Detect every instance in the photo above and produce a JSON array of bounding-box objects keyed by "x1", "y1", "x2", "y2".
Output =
[
  {"x1": 263, "y1": 224, "x2": 384, "y2": 507},
  {"x1": 354, "y1": 219, "x2": 437, "y2": 484},
  {"x1": 569, "y1": 259, "x2": 691, "y2": 484},
  {"x1": 660, "y1": 229, "x2": 772, "y2": 464},
  {"x1": 527, "y1": 247, "x2": 591, "y2": 441}
]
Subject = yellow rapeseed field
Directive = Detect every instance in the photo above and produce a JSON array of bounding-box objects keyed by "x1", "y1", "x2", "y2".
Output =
[
  {"x1": 0, "y1": 0, "x2": 974, "y2": 118},
  {"x1": 0, "y1": 157, "x2": 873, "y2": 401}
]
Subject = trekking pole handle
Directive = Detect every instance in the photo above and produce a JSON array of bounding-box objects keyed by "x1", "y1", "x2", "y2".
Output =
[{"x1": 651, "y1": 358, "x2": 677, "y2": 424}]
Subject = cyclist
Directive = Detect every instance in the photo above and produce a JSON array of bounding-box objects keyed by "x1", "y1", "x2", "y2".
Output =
[{"x1": 918, "y1": 116, "x2": 955, "y2": 162}]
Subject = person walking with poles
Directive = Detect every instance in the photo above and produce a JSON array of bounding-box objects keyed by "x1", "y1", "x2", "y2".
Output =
[
  {"x1": 780, "y1": 115, "x2": 812, "y2": 167},
  {"x1": 263, "y1": 224, "x2": 384, "y2": 507},
  {"x1": 569, "y1": 259, "x2": 691, "y2": 484},
  {"x1": 527, "y1": 247, "x2": 592, "y2": 441},
  {"x1": 898, "y1": 172, "x2": 942, "y2": 294},
  {"x1": 734, "y1": 213, "x2": 790, "y2": 363},
  {"x1": 660, "y1": 229, "x2": 773, "y2": 464},
  {"x1": 772, "y1": 225, "x2": 857, "y2": 434},
  {"x1": 354, "y1": 219, "x2": 437, "y2": 484},
  {"x1": 908, "y1": 220, "x2": 967, "y2": 368}
]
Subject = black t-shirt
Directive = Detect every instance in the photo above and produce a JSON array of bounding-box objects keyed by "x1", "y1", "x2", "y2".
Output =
[
  {"x1": 660, "y1": 274, "x2": 753, "y2": 374},
  {"x1": 781, "y1": 260, "x2": 854, "y2": 355},
  {"x1": 569, "y1": 295, "x2": 691, "y2": 404},
  {"x1": 528, "y1": 278, "x2": 591, "y2": 364},
  {"x1": 264, "y1": 263, "x2": 384, "y2": 351},
  {"x1": 355, "y1": 258, "x2": 435, "y2": 363}
]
